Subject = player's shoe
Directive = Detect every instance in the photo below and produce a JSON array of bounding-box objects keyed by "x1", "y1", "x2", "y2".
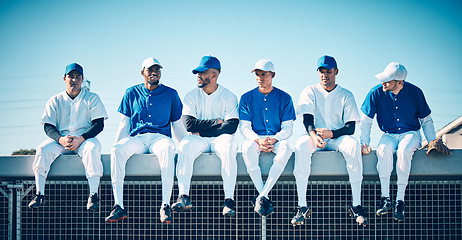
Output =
[
  {"x1": 86, "y1": 193, "x2": 99, "y2": 212},
  {"x1": 394, "y1": 200, "x2": 406, "y2": 222},
  {"x1": 105, "y1": 205, "x2": 128, "y2": 223},
  {"x1": 291, "y1": 206, "x2": 312, "y2": 226},
  {"x1": 348, "y1": 204, "x2": 369, "y2": 226},
  {"x1": 265, "y1": 197, "x2": 274, "y2": 217},
  {"x1": 222, "y1": 198, "x2": 236, "y2": 217},
  {"x1": 254, "y1": 196, "x2": 274, "y2": 217},
  {"x1": 159, "y1": 204, "x2": 173, "y2": 223},
  {"x1": 376, "y1": 197, "x2": 392, "y2": 216},
  {"x1": 171, "y1": 194, "x2": 193, "y2": 212},
  {"x1": 28, "y1": 193, "x2": 45, "y2": 209}
]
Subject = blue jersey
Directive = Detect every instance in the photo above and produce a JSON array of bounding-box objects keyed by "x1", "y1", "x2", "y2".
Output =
[
  {"x1": 118, "y1": 84, "x2": 183, "y2": 137},
  {"x1": 361, "y1": 81, "x2": 431, "y2": 134},
  {"x1": 239, "y1": 87, "x2": 296, "y2": 135}
]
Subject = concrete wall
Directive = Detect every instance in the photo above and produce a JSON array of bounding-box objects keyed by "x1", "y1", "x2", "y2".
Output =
[{"x1": 1, "y1": 150, "x2": 460, "y2": 181}]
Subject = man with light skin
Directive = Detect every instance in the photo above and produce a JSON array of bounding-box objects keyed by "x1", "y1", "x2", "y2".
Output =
[
  {"x1": 360, "y1": 62, "x2": 447, "y2": 221},
  {"x1": 293, "y1": 55, "x2": 368, "y2": 226},
  {"x1": 105, "y1": 57, "x2": 186, "y2": 224},
  {"x1": 29, "y1": 63, "x2": 107, "y2": 212},
  {"x1": 239, "y1": 59, "x2": 295, "y2": 217},
  {"x1": 173, "y1": 55, "x2": 239, "y2": 217}
]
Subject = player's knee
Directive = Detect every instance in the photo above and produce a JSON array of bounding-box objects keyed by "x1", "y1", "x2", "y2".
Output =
[{"x1": 377, "y1": 144, "x2": 393, "y2": 157}]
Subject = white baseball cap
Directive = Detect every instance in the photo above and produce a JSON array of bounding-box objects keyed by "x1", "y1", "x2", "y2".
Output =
[
  {"x1": 142, "y1": 57, "x2": 163, "y2": 70},
  {"x1": 375, "y1": 62, "x2": 407, "y2": 82},
  {"x1": 251, "y1": 59, "x2": 274, "y2": 73}
]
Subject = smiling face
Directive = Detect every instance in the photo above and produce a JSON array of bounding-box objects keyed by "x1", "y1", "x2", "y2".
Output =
[
  {"x1": 318, "y1": 67, "x2": 338, "y2": 91},
  {"x1": 63, "y1": 70, "x2": 83, "y2": 97},
  {"x1": 142, "y1": 65, "x2": 161, "y2": 90}
]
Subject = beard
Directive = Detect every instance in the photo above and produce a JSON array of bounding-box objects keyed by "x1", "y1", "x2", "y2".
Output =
[
  {"x1": 198, "y1": 77, "x2": 211, "y2": 88},
  {"x1": 147, "y1": 79, "x2": 159, "y2": 86}
]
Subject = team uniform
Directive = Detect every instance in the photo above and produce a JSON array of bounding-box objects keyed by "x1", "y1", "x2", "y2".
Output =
[
  {"x1": 175, "y1": 84, "x2": 239, "y2": 206},
  {"x1": 32, "y1": 88, "x2": 107, "y2": 207},
  {"x1": 239, "y1": 86, "x2": 295, "y2": 216},
  {"x1": 360, "y1": 81, "x2": 435, "y2": 220},
  {"x1": 294, "y1": 83, "x2": 364, "y2": 223},
  {"x1": 108, "y1": 83, "x2": 183, "y2": 222}
]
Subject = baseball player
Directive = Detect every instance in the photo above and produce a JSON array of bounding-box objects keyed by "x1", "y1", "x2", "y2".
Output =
[
  {"x1": 173, "y1": 56, "x2": 239, "y2": 217},
  {"x1": 105, "y1": 57, "x2": 187, "y2": 224},
  {"x1": 239, "y1": 59, "x2": 296, "y2": 217},
  {"x1": 360, "y1": 62, "x2": 450, "y2": 221},
  {"x1": 29, "y1": 63, "x2": 108, "y2": 212},
  {"x1": 293, "y1": 55, "x2": 368, "y2": 226}
]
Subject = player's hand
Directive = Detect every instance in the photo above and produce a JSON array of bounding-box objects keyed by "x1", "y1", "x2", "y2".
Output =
[
  {"x1": 190, "y1": 132, "x2": 200, "y2": 136},
  {"x1": 59, "y1": 135, "x2": 73, "y2": 148},
  {"x1": 316, "y1": 128, "x2": 333, "y2": 140},
  {"x1": 256, "y1": 137, "x2": 275, "y2": 153},
  {"x1": 66, "y1": 136, "x2": 85, "y2": 151},
  {"x1": 217, "y1": 118, "x2": 224, "y2": 124},
  {"x1": 361, "y1": 143, "x2": 372, "y2": 155}
]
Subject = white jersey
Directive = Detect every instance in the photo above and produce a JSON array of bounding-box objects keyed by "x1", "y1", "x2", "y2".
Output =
[
  {"x1": 297, "y1": 83, "x2": 360, "y2": 131},
  {"x1": 183, "y1": 84, "x2": 239, "y2": 121},
  {"x1": 41, "y1": 89, "x2": 108, "y2": 137}
]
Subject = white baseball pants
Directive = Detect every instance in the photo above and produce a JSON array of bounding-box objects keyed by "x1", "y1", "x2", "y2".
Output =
[
  {"x1": 242, "y1": 138, "x2": 292, "y2": 198},
  {"x1": 33, "y1": 138, "x2": 103, "y2": 179},
  {"x1": 376, "y1": 130, "x2": 421, "y2": 201},
  {"x1": 176, "y1": 134, "x2": 238, "y2": 199},
  {"x1": 111, "y1": 133, "x2": 176, "y2": 206},
  {"x1": 294, "y1": 135, "x2": 363, "y2": 207}
]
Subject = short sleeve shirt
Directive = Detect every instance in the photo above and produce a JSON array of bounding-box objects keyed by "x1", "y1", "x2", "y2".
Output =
[
  {"x1": 118, "y1": 84, "x2": 183, "y2": 137},
  {"x1": 42, "y1": 89, "x2": 108, "y2": 137},
  {"x1": 297, "y1": 83, "x2": 360, "y2": 130},
  {"x1": 239, "y1": 87, "x2": 296, "y2": 135},
  {"x1": 361, "y1": 81, "x2": 431, "y2": 134},
  {"x1": 183, "y1": 84, "x2": 239, "y2": 120}
]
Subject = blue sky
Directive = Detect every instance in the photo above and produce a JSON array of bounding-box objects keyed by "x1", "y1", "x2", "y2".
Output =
[{"x1": 0, "y1": 0, "x2": 461, "y2": 155}]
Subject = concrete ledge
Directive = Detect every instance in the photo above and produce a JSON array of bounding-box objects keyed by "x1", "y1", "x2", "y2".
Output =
[{"x1": 1, "y1": 150, "x2": 461, "y2": 181}]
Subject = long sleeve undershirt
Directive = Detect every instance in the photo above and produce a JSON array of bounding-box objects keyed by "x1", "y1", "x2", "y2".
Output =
[
  {"x1": 183, "y1": 115, "x2": 239, "y2": 137},
  {"x1": 302, "y1": 113, "x2": 355, "y2": 139},
  {"x1": 44, "y1": 117, "x2": 104, "y2": 142}
]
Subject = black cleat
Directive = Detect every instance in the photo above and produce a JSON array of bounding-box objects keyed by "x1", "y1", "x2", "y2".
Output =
[
  {"x1": 105, "y1": 205, "x2": 127, "y2": 223},
  {"x1": 291, "y1": 206, "x2": 312, "y2": 226},
  {"x1": 254, "y1": 196, "x2": 274, "y2": 217},
  {"x1": 376, "y1": 197, "x2": 392, "y2": 216},
  {"x1": 222, "y1": 198, "x2": 236, "y2": 217},
  {"x1": 348, "y1": 204, "x2": 369, "y2": 226},
  {"x1": 265, "y1": 198, "x2": 274, "y2": 217},
  {"x1": 87, "y1": 193, "x2": 99, "y2": 212},
  {"x1": 171, "y1": 194, "x2": 193, "y2": 212},
  {"x1": 160, "y1": 204, "x2": 173, "y2": 223},
  {"x1": 394, "y1": 200, "x2": 406, "y2": 222},
  {"x1": 28, "y1": 194, "x2": 45, "y2": 209}
]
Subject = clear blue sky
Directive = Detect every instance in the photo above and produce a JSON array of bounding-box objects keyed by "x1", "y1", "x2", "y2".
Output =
[{"x1": 0, "y1": 0, "x2": 461, "y2": 155}]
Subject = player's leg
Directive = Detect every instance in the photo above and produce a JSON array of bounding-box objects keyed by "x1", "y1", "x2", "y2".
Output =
[
  {"x1": 292, "y1": 135, "x2": 315, "y2": 225},
  {"x1": 148, "y1": 134, "x2": 176, "y2": 223},
  {"x1": 29, "y1": 138, "x2": 70, "y2": 208},
  {"x1": 173, "y1": 135, "x2": 209, "y2": 212},
  {"x1": 211, "y1": 134, "x2": 238, "y2": 216},
  {"x1": 329, "y1": 135, "x2": 367, "y2": 226},
  {"x1": 76, "y1": 138, "x2": 103, "y2": 211},
  {"x1": 106, "y1": 136, "x2": 146, "y2": 222},
  {"x1": 394, "y1": 131, "x2": 421, "y2": 221},
  {"x1": 376, "y1": 133, "x2": 398, "y2": 216},
  {"x1": 242, "y1": 139, "x2": 263, "y2": 193}
]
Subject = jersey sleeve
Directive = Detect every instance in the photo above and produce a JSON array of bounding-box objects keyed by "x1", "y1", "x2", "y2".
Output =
[
  {"x1": 360, "y1": 88, "x2": 377, "y2": 119},
  {"x1": 223, "y1": 92, "x2": 239, "y2": 120},
  {"x1": 238, "y1": 94, "x2": 252, "y2": 122},
  {"x1": 281, "y1": 93, "x2": 296, "y2": 122},
  {"x1": 89, "y1": 94, "x2": 108, "y2": 121},
  {"x1": 41, "y1": 97, "x2": 59, "y2": 126},
  {"x1": 170, "y1": 90, "x2": 183, "y2": 122},
  {"x1": 118, "y1": 89, "x2": 132, "y2": 118},
  {"x1": 297, "y1": 87, "x2": 315, "y2": 115},
  {"x1": 415, "y1": 87, "x2": 431, "y2": 119},
  {"x1": 343, "y1": 92, "x2": 360, "y2": 123},
  {"x1": 182, "y1": 91, "x2": 197, "y2": 118}
]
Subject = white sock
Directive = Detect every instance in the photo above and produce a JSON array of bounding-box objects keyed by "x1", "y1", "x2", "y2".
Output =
[
  {"x1": 162, "y1": 179, "x2": 173, "y2": 205},
  {"x1": 35, "y1": 173, "x2": 46, "y2": 195},
  {"x1": 396, "y1": 184, "x2": 407, "y2": 201},
  {"x1": 351, "y1": 181, "x2": 362, "y2": 206},
  {"x1": 295, "y1": 179, "x2": 308, "y2": 207},
  {"x1": 88, "y1": 177, "x2": 100, "y2": 195},
  {"x1": 112, "y1": 183, "x2": 124, "y2": 209},
  {"x1": 380, "y1": 177, "x2": 390, "y2": 198}
]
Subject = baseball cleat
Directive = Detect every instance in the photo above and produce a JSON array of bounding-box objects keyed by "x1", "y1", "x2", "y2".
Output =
[
  {"x1": 265, "y1": 197, "x2": 274, "y2": 217},
  {"x1": 348, "y1": 204, "x2": 369, "y2": 226},
  {"x1": 171, "y1": 194, "x2": 193, "y2": 212},
  {"x1": 394, "y1": 200, "x2": 406, "y2": 222},
  {"x1": 254, "y1": 196, "x2": 274, "y2": 217},
  {"x1": 222, "y1": 198, "x2": 236, "y2": 217},
  {"x1": 28, "y1": 193, "x2": 46, "y2": 209},
  {"x1": 376, "y1": 197, "x2": 392, "y2": 216},
  {"x1": 291, "y1": 206, "x2": 312, "y2": 226},
  {"x1": 105, "y1": 205, "x2": 128, "y2": 223},
  {"x1": 87, "y1": 193, "x2": 99, "y2": 212},
  {"x1": 160, "y1": 204, "x2": 173, "y2": 223}
]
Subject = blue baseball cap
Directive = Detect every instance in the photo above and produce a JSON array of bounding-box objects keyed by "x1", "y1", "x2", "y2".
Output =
[
  {"x1": 317, "y1": 55, "x2": 337, "y2": 70},
  {"x1": 65, "y1": 63, "x2": 84, "y2": 78},
  {"x1": 192, "y1": 56, "x2": 221, "y2": 74}
]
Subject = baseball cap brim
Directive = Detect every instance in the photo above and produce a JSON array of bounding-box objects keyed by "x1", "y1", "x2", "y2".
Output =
[
  {"x1": 192, "y1": 66, "x2": 209, "y2": 74},
  {"x1": 317, "y1": 64, "x2": 335, "y2": 70},
  {"x1": 375, "y1": 73, "x2": 392, "y2": 82}
]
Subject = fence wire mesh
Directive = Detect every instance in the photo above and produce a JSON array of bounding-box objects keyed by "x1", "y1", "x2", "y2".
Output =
[
  {"x1": 17, "y1": 180, "x2": 462, "y2": 240},
  {"x1": 0, "y1": 183, "x2": 9, "y2": 239}
]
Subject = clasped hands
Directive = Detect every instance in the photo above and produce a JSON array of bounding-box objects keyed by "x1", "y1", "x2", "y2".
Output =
[
  {"x1": 255, "y1": 136, "x2": 278, "y2": 153},
  {"x1": 59, "y1": 135, "x2": 85, "y2": 151}
]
